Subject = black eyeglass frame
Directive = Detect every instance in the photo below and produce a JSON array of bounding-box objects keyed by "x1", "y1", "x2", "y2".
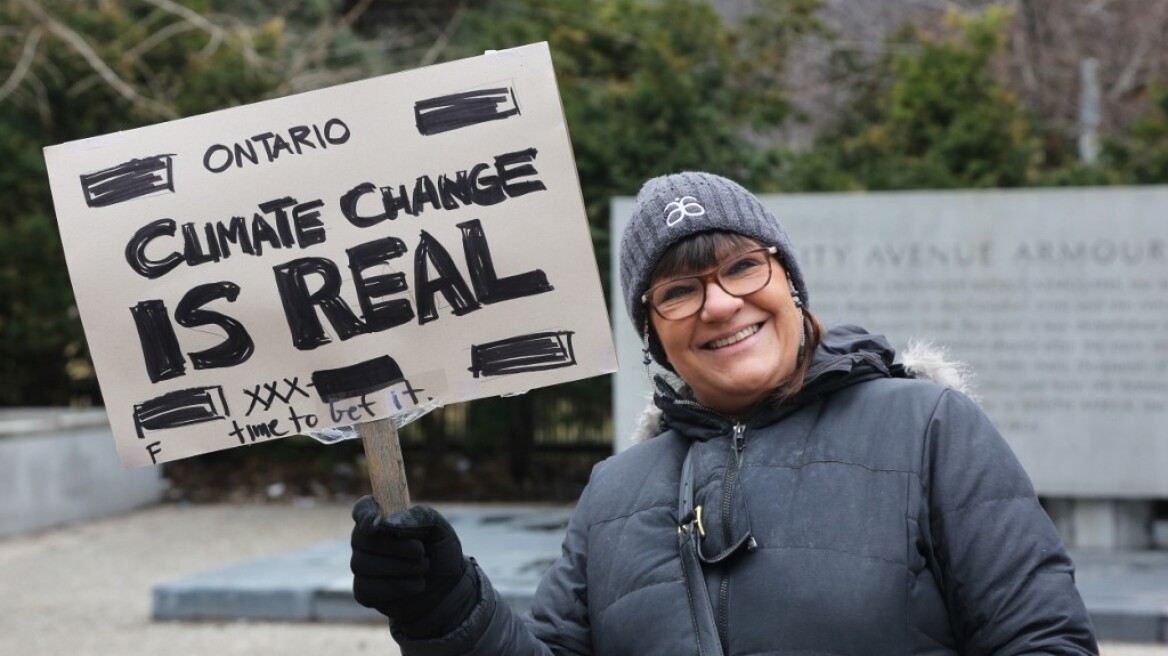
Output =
[{"x1": 641, "y1": 246, "x2": 779, "y2": 321}]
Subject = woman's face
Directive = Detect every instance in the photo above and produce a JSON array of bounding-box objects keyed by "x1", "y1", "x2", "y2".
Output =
[{"x1": 649, "y1": 239, "x2": 802, "y2": 416}]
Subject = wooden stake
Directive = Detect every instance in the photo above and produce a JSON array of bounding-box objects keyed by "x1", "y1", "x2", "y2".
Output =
[{"x1": 359, "y1": 417, "x2": 411, "y2": 517}]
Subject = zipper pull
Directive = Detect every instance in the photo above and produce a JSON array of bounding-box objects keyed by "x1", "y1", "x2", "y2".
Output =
[
  {"x1": 732, "y1": 423, "x2": 746, "y2": 453},
  {"x1": 732, "y1": 422, "x2": 746, "y2": 467}
]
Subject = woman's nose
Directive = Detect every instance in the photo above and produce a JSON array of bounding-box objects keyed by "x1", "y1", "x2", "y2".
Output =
[{"x1": 699, "y1": 280, "x2": 742, "y2": 320}]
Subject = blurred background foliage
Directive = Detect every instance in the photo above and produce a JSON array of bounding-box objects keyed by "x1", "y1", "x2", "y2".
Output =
[{"x1": 4, "y1": 0, "x2": 1168, "y2": 501}]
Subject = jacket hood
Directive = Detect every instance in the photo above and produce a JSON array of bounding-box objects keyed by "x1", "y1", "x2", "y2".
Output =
[{"x1": 630, "y1": 324, "x2": 976, "y2": 443}]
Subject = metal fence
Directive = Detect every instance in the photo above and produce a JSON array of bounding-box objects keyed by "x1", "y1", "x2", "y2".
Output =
[{"x1": 396, "y1": 393, "x2": 614, "y2": 501}]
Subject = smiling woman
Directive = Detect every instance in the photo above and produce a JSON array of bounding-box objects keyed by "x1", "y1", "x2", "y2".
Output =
[
  {"x1": 645, "y1": 235, "x2": 812, "y2": 414},
  {"x1": 347, "y1": 172, "x2": 1100, "y2": 656}
]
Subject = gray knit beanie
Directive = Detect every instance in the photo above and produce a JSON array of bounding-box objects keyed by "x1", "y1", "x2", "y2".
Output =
[{"x1": 619, "y1": 172, "x2": 809, "y2": 341}]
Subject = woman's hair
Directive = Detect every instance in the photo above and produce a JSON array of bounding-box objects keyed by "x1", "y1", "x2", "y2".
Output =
[{"x1": 647, "y1": 230, "x2": 824, "y2": 404}]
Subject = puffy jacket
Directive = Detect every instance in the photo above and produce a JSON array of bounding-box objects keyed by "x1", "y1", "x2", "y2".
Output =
[{"x1": 393, "y1": 325, "x2": 1099, "y2": 655}]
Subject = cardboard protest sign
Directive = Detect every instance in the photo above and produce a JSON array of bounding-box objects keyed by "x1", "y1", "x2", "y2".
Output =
[{"x1": 44, "y1": 42, "x2": 618, "y2": 468}]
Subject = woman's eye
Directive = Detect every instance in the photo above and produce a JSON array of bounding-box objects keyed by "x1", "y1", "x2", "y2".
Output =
[
  {"x1": 660, "y1": 283, "x2": 698, "y2": 303},
  {"x1": 726, "y1": 257, "x2": 761, "y2": 276}
]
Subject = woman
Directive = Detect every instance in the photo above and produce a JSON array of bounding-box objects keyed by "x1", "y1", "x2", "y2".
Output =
[{"x1": 350, "y1": 172, "x2": 1099, "y2": 655}]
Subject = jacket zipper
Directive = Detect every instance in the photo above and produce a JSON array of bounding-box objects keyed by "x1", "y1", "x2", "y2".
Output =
[
  {"x1": 672, "y1": 400, "x2": 754, "y2": 654},
  {"x1": 717, "y1": 421, "x2": 747, "y2": 654},
  {"x1": 724, "y1": 423, "x2": 745, "y2": 545}
]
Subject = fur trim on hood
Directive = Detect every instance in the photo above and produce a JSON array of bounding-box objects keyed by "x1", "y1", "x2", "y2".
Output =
[
  {"x1": 899, "y1": 338, "x2": 978, "y2": 400},
  {"x1": 631, "y1": 401, "x2": 666, "y2": 447},
  {"x1": 626, "y1": 335, "x2": 977, "y2": 445}
]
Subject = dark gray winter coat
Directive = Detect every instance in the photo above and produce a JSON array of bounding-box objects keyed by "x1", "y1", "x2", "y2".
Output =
[{"x1": 394, "y1": 325, "x2": 1098, "y2": 655}]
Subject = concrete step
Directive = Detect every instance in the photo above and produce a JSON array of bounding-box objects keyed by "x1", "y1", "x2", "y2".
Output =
[{"x1": 153, "y1": 506, "x2": 569, "y2": 623}]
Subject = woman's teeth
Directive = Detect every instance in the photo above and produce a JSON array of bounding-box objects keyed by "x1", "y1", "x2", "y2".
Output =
[{"x1": 707, "y1": 324, "x2": 760, "y2": 349}]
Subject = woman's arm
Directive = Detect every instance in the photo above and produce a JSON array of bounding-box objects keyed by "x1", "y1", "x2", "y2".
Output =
[{"x1": 923, "y1": 389, "x2": 1099, "y2": 655}]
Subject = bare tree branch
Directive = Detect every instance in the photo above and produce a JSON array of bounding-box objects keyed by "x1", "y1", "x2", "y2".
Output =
[
  {"x1": 1108, "y1": 29, "x2": 1150, "y2": 101},
  {"x1": 124, "y1": 20, "x2": 201, "y2": 60},
  {"x1": 140, "y1": 0, "x2": 226, "y2": 57},
  {"x1": 1106, "y1": 0, "x2": 1168, "y2": 101},
  {"x1": 15, "y1": 0, "x2": 178, "y2": 118},
  {"x1": 47, "y1": 20, "x2": 178, "y2": 118},
  {"x1": 133, "y1": 0, "x2": 270, "y2": 76},
  {"x1": 0, "y1": 26, "x2": 42, "y2": 104},
  {"x1": 1084, "y1": 0, "x2": 1111, "y2": 16},
  {"x1": 27, "y1": 69, "x2": 51, "y2": 124},
  {"x1": 419, "y1": 2, "x2": 467, "y2": 67},
  {"x1": 339, "y1": 0, "x2": 376, "y2": 31},
  {"x1": 279, "y1": 0, "x2": 376, "y2": 94},
  {"x1": 1011, "y1": 0, "x2": 1038, "y2": 94}
]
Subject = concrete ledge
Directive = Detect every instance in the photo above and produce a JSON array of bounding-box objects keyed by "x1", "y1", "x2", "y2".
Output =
[
  {"x1": 0, "y1": 408, "x2": 164, "y2": 538},
  {"x1": 312, "y1": 588, "x2": 385, "y2": 623},
  {"x1": 1088, "y1": 605, "x2": 1166, "y2": 644},
  {"x1": 1074, "y1": 549, "x2": 1168, "y2": 643},
  {"x1": 153, "y1": 507, "x2": 570, "y2": 623},
  {"x1": 152, "y1": 541, "x2": 345, "y2": 621}
]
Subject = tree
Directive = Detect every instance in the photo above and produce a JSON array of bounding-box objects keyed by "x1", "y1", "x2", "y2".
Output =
[
  {"x1": 780, "y1": 7, "x2": 1041, "y2": 191},
  {"x1": 0, "y1": 0, "x2": 389, "y2": 405},
  {"x1": 448, "y1": 0, "x2": 823, "y2": 243},
  {"x1": 1104, "y1": 85, "x2": 1168, "y2": 185}
]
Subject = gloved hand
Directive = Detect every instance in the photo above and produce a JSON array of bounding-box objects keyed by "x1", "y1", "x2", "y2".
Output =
[{"x1": 350, "y1": 496, "x2": 479, "y2": 638}]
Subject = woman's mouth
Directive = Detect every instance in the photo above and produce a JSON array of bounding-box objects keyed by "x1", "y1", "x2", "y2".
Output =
[{"x1": 705, "y1": 323, "x2": 762, "y2": 349}]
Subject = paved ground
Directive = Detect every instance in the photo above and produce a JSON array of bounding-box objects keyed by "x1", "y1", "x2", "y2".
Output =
[
  {"x1": 151, "y1": 505, "x2": 569, "y2": 623},
  {"x1": 0, "y1": 502, "x2": 399, "y2": 656},
  {"x1": 1, "y1": 501, "x2": 1165, "y2": 656}
]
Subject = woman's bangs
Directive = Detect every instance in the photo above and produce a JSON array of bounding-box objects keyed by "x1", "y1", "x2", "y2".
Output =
[{"x1": 651, "y1": 232, "x2": 760, "y2": 281}]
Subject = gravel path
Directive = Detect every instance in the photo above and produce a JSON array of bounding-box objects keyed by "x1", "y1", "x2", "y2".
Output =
[{"x1": 0, "y1": 501, "x2": 1163, "y2": 656}]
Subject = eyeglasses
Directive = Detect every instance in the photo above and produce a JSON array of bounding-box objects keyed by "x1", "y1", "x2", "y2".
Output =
[{"x1": 642, "y1": 246, "x2": 778, "y2": 321}]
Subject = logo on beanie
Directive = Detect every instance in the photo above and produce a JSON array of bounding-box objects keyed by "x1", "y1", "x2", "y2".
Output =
[{"x1": 664, "y1": 196, "x2": 705, "y2": 226}]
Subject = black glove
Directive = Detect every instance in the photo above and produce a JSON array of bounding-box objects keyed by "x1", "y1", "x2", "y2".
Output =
[{"x1": 350, "y1": 496, "x2": 479, "y2": 638}]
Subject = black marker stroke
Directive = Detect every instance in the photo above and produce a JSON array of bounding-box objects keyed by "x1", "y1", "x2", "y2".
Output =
[
  {"x1": 458, "y1": 218, "x2": 552, "y2": 304},
  {"x1": 273, "y1": 257, "x2": 368, "y2": 350},
  {"x1": 175, "y1": 281, "x2": 255, "y2": 370},
  {"x1": 414, "y1": 88, "x2": 520, "y2": 135},
  {"x1": 81, "y1": 154, "x2": 176, "y2": 207},
  {"x1": 133, "y1": 386, "x2": 229, "y2": 439},
  {"x1": 312, "y1": 355, "x2": 405, "y2": 403},
  {"x1": 414, "y1": 230, "x2": 481, "y2": 324},
  {"x1": 469, "y1": 331, "x2": 576, "y2": 378},
  {"x1": 130, "y1": 299, "x2": 186, "y2": 383}
]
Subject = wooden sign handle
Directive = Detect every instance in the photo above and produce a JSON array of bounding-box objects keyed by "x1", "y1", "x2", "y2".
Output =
[{"x1": 359, "y1": 417, "x2": 411, "y2": 517}]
